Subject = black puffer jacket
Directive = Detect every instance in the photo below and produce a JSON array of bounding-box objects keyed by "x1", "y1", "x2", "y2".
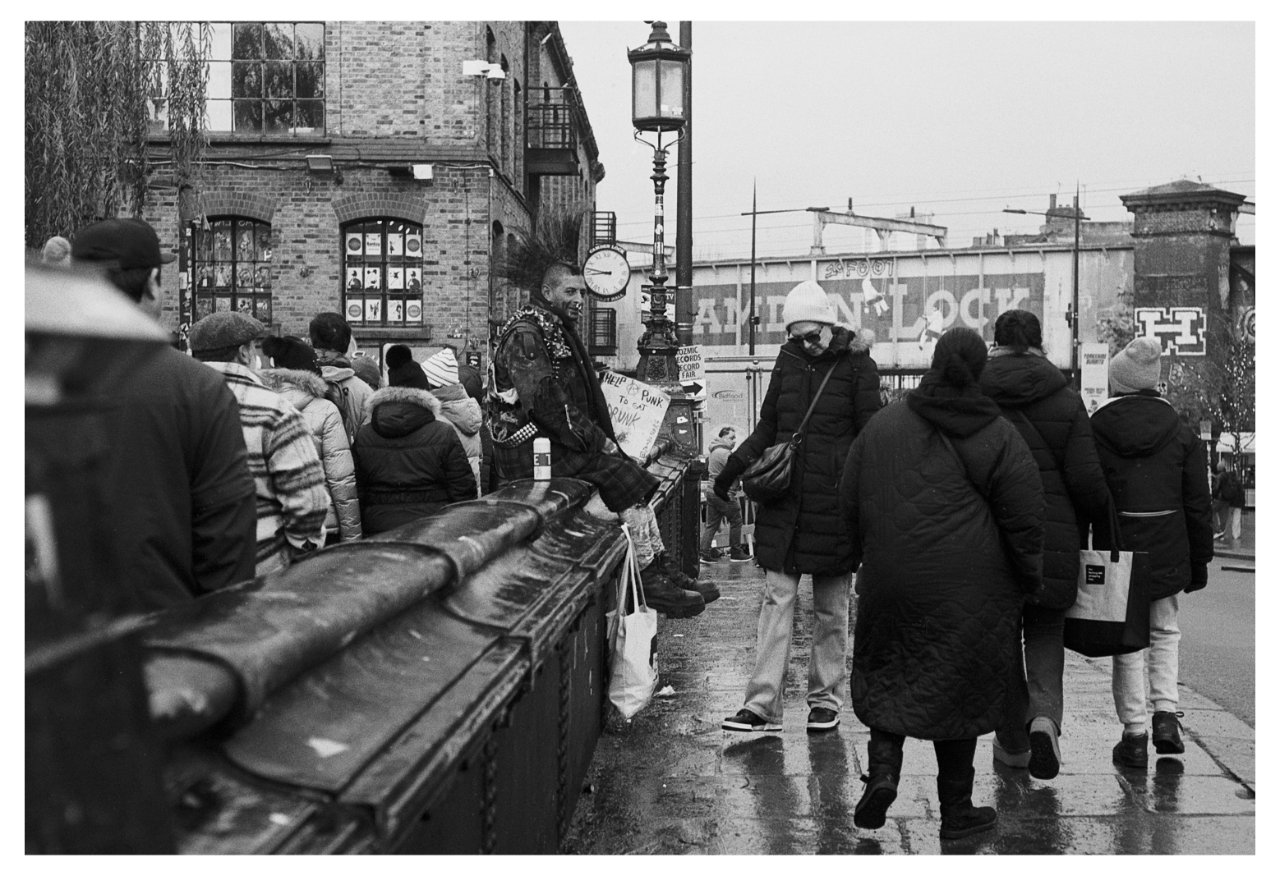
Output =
[
  {"x1": 731, "y1": 326, "x2": 880, "y2": 575},
  {"x1": 354, "y1": 386, "x2": 477, "y2": 535},
  {"x1": 1090, "y1": 391, "x2": 1214, "y2": 599},
  {"x1": 840, "y1": 374, "x2": 1044, "y2": 739},
  {"x1": 979, "y1": 350, "x2": 1112, "y2": 609}
]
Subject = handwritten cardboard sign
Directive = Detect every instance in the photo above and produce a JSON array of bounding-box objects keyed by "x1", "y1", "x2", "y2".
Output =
[{"x1": 599, "y1": 370, "x2": 671, "y2": 461}]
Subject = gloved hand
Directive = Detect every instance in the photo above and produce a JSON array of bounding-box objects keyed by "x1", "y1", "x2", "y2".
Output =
[
  {"x1": 1185, "y1": 563, "x2": 1208, "y2": 593},
  {"x1": 713, "y1": 455, "x2": 747, "y2": 501}
]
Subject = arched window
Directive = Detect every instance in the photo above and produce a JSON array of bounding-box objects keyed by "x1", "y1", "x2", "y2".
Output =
[
  {"x1": 341, "y1": 218, "x2": 425, "y2": 326},
  {"x1": 190, "y1": 216, "x2": 274, "y2": 323}
]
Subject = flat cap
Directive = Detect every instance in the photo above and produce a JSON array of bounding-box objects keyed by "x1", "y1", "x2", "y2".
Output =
[{"x1": 188, "y1": 311, "x2": 267, "y2": 353}]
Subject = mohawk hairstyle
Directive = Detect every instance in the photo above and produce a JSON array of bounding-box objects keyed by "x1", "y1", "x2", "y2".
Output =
[{"x1": 499, "y1": 211, "x2": 584, "y2": 293}]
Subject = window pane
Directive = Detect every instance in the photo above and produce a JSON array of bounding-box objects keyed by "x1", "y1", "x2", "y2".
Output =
[
  {"x1": 295, "y1": 23, "x2": 324, "y2": 60},
  {"x1": 295, "y1": 62, "x2": 323, "y2": 98},
  {"x1": 264, "y1": 100, "x2": 293, "y2": 133},
  {"x1": 234, "y1": 100, "x2": 262, "y2": 132},
  {"x1": 210, "y1": 22, "x2": 232, "y2": 60},
  {"x1": 632, "y1": 60, "x2": 656, "y2": 119},
  {"x1": 263, "y1": 23, "x2": 291, "y2": 60},
  {"x1": 295, "y1": 101, "x2": 323, "y2": 132},
  {"x1": 207, "y1": 99, "x2": 233, "y2": 132},
  {"x1": 263, "y1": 61, "x2": 292, "y2": 98},
  {"x1": 659, "y1": 62, "x2": 684, "y2": 118},
  {"x1": 207, "y1": 61, "x2": 231, "y2": 100},
  {"x1": 232, "y1": 23, "x2": 262, "y2": 59},
  {"x1": 232, "y1": 61, "x2": 261, "y2": 98}
]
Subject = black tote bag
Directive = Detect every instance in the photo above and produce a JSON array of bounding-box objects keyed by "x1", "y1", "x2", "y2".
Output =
[{"x1": 1063, "y1": 501, "x2": 1152, "y2": 657}]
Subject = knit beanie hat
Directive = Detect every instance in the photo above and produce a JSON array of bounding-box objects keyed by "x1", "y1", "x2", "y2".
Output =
[
  {"x1": 781, "y1": 280, "x2": 837, "y2": 330},
  {"x1": 386, "y1": 344, "x2": 432, "y2": 390},
  {"x1": 1109, "y1": 336, "x2": 1163, "y2": 394},
  {"x1": 261, "y1": 335, "x2": 320, "y2": 374},
  {"x1": 421, "y1": 347, "x2": 461, "y2": 388},
  {"x1": 350, "y1": 355, "x2": 381, "y2": 389}
]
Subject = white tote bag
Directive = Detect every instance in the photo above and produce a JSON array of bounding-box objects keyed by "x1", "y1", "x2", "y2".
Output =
[{"x1": 606, "y1": 524, "x2": 659, "y2": 719}]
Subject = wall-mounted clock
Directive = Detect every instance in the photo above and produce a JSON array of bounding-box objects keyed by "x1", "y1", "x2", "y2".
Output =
[{"x1": 582, "y1": 245, "x2": 631, "y2": 301}]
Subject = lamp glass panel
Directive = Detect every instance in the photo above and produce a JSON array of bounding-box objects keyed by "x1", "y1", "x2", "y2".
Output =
[
  {"x1": 632, "y1": 59, "x2": 657, "y2": 120},
  {"x1": 659, "y1": 61, "x2": 684, "y2": 119}
]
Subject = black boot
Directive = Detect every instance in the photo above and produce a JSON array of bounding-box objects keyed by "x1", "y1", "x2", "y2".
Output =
[
  {"x1": 658, "y1": 551, "x2": 719, "y2": 604},
  {"x1": 936, "y1": 767, "x2": 997, "y2": 839},
  {"x1": 638, "y1": 561, "x2": 704, "y2": 619},
  {"x1": 854, "y1": 735, "x2": 903, "y2": 829}
]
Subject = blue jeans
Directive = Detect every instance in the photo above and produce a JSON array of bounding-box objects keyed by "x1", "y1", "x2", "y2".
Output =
[
  {"x1": 997, "y1": 603, "x2": 1065, "y2": 750},
  {"x1": 701, "y1": 492, "x2": 743, "y2": 552}
]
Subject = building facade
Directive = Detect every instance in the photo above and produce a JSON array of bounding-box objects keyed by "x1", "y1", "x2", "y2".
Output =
[{"x1": 139, "y1": 21, "x2": 603, "y2": 371}]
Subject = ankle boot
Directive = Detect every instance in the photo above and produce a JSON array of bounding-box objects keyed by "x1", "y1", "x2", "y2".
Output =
[
  {"x1": 658, "y1": 551, "x2": 719, "y2": 604},
  {"x1": 638, "y1": 561, "x2": 704, "y2": 619},
  {"x1": 936, "y1": 767, "x2": 997, "y2": 839},
  {"x1": 854, "y1": 736, "x2": 903, "y2": 829}
]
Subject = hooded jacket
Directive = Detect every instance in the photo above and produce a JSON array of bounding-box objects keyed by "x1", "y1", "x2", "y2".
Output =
[
  {"x1": 705, "y1": 434, "x2": 739, "y2": 498},
  {"x1": 354, "y1": 385, "x2": 477, "y2": 535},
  {"x1": 979, "y1": 349, "x2": 1112, "y2": 609},
  {"x1": 1089, "y1": 391, "x2": 1214, "y2": 598},
  {"x1": 315, "y1": 350, "x2": 374, "y2": 442},
  {"x1": 430, "y1": 381, "x2": 483, "y2": 494},
  {"x1": 259, "y1": 368, "x2": 362, "y2": 542},
  {"x1": 840, "y1": 372, "x2": 1044, "y2": 738},
  {"x1": 729, "y1": 325, "x2": 881, "y2": 575}
]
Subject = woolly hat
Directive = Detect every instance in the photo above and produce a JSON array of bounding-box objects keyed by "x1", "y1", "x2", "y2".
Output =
[
  {"x1": 1109, "y1": 336, "x2": 1163, "y2": 394},
  {"x1": 350, "y1": 355, "x2": 381, "y2": 389},
  {"x1": 262, "y1": 335, "x2": 320, "y2": 374},
  {"x1": 385, "y1": 344, "x2": 432, "y2": 390},
  {"x1": 781, "y1": 280, "x2": 836, "y2": 330},
  {"x1": 421, "y1": 347, "x2": 461, "y2": 388},
  {"x1": 41, "y1": 235, "x2": 72, "y2": 267},
  {"x1": 188, "y1": 311, "x2": 266, "y2": 354}
]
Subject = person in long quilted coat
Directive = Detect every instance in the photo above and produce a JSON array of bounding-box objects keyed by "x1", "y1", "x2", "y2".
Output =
[
  {"x1": 978, "y1": 309, "x2": 1111, "y2": 780},
  {"x1": 714, "y1": 280, "x2": 881, "y2": 735},
  {"x1": 840, "y1": 327, "x2": 1043, "y2": 840}
]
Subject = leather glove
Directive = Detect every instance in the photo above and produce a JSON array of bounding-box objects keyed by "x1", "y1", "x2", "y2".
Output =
[
  {"x1": 1185, "y1": 563, "x2": 1209, "y2": 593},
  {"x1": 713, "y1": 455, "x2": 747, "y2": 501}
]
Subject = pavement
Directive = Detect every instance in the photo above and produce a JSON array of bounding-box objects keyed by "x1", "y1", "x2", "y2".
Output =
[{"x1": 563, "y1": 519, "x2": 1256, "y2": 855}]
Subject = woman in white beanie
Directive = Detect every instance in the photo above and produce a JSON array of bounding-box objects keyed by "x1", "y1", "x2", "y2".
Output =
[
  {"x1": 1090, "y1": 336, "x2": 1214, "y2": 769},
  {"x1": 715, "y1": 279, "x2": 882, "y2": 734},
  {"x1": 421, "y1": 346, "x2": 483, "y2": 495}
]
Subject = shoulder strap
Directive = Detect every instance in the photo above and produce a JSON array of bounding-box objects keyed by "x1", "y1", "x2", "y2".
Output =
[
  {"x1": 1010, "y1": 406, "x2": 1065, "y2": 472},
  {"x1": 937, "y1": 430, "x2": 990, "y2": 502},
  {"x1": 793, "y1": 363, "x2": 838, "y2": 442}
]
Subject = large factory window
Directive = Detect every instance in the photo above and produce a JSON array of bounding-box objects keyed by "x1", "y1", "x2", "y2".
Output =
[
  {"x1": 341, "y1": 219, "x2": 426, "y2": 327},
  {"x1": 190, "y1": 217, "x2": 274, "y2": 324}
]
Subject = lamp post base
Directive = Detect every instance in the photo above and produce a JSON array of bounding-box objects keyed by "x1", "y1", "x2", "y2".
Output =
[{"x1": 636, "y1": 341, "x2": 683, "y2": 387}]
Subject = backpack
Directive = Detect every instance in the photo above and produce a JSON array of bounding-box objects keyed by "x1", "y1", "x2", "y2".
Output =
[{"x1": 322, "y1": 376, "x2": 358, "y2": 443}]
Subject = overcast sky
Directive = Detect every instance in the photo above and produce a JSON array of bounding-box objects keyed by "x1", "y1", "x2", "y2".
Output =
[{"x1": 558, "y1": 19, "x2": 1256, "y2": 261}]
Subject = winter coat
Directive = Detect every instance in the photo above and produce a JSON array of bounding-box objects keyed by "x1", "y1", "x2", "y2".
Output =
[
  {"x1": 705, "y1": 435, "x2": 739, "y2": 498},
  {"x1": 1090, "y1": 391, "x2": 1214, "y2": 599},
  {"x1": 354, "y1": 386, "x2": 478, "y2": 535},
  {"x1": 316, "y1": 351, "x2": 375, "y2": 442},
  {"x1": 840, "y1": 373, "x2": 1044, "y2": 739},
  {"x1": 731, "y1": 325, "x2": 881, "y2": 575},
  {"x1": 979, "y1": 349, "x2": 1112, "y2": 609},
  {"x1": 259, "y1": 368, "x2": 363, "y2": 542},
  {"x1": 431, "y1": 382, "x2": 483, "y2": 494}
]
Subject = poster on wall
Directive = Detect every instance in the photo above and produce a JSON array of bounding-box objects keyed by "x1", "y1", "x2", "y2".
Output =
[
  {"x1": 599, "y1": 370, "x2": 670, "y2": 462},
  {"x1": 1080, "y1": 342, "x2": 1110, "y2": 414}
]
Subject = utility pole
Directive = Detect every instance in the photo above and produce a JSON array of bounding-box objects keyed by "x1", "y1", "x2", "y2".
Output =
[
  {"x1": 675, "y1": 21, "x2": 693, "y2": 350},
  {"x1": 749, "y1": 180, "x2": 757, "y2": 355}
]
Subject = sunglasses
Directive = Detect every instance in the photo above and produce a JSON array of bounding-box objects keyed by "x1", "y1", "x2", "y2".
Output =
[{"x1": 790, "y1": 328, "x2": 827, "y2": 345}]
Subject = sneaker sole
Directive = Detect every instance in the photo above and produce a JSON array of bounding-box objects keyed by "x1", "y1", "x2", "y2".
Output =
[
  {"x1": 806, "y1": 718, "x2": 840, "y2": 732},
  {"x1": 729, "y1": 556, "x2": 753, "y2": 563},
  {"x1": 853, "y1": 786, "x2": 897, "y2": 829},
  {"x1": 722, "y1": 719, "x2": 782, "y2": 732},
  {"x1": 1028, "y1": 729, "x2": 1060, "y2": 779}
]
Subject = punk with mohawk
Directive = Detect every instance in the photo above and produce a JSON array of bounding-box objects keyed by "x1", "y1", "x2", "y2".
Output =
[{"x1": 487, "y1": 211, "x2": 712, "y2": 618}]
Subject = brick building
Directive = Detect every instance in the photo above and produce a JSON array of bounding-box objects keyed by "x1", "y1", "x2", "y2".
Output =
[{"x1": 140, "y1": 21, "x2": 604, "y2": 370}]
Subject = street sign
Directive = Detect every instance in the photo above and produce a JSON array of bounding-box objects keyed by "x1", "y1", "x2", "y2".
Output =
[
  {"x1": 676, "y1": 345, "x2": 706, "y2": 397},
  {"x1": 1080, "y1": 342, "x2": 1109, "y2": 414}
]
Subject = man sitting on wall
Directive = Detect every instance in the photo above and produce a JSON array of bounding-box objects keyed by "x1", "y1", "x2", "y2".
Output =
[{"x1": 487, "y1": 214, "x2": 716, "y2": 618}]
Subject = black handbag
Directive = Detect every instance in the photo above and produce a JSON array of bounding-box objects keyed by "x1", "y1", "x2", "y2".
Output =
[{"x1": 740, "y1": 365, "x2": 836, "y2": 504}]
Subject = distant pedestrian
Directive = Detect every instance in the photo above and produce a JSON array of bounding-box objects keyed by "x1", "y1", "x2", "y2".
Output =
[
  {"x1": 354, "y1": 357, "x2": 477, "y2": 535},
  {"x1": 190, "y1": 312, "x2": 328, "y2": 575},
  {"x1": 69, "y1": 218, "x2": 257, "y2": 611},
  {"x1": 979, "y1": 309, "x2": 1112, "y2": 780},
  {"x1": 1091, "y1": 337, "x2": 1214, "y2": 769},
  {"x1": 1211, "y1": 459, "x2": 1244, "y2": 545},
  {"x1": 716, "y1": 279, "x2": 882, "y2": 735},
  {"x1": 309, "y1": 312, "x2": 374, "y2": 443},
  {"x1": 840, "y1": 326, "x2": 1043, "y2": 839},
  {"x1": 259, "y1": 335, "x2": 363, "y2": 545},
  {"x1": 700, "y1": 426, "x2": 750, "y2": 563},
  {"x1": 415, "y1": 345, "x2": 483, "y2": 494}
]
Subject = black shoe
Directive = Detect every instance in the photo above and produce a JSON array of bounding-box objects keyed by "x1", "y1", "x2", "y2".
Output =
[
  {"x1": 937, "y1": 768, "x2": 997, "y2": 839},
  {"x1": 1027, "y1": 716, "x2": 1061, "y2": 780},
  {"x1": 806, "y1": 707, "x2": 839, "y2": 732},
  {"x1": 1152, "y1": 711, "x2": 1185, "y2": 754},
  {"x1": 1112, "y1": 732, "x2": 1149, "y2": 769},
  {"x1": 854, "y1": 771, "x2": 899, "y2": 829},
  {"x1": 728, "y1": 546, "x2": 753, "y2": 562},
  {"x1": 699, "y1": 549, "x2": 722, "y2": 564},
  {"x1": 638, "y1": 562, "x2": 704, "y2": 619},
  {"x1": 721, "y1": 708, "x2": 781, "y2": 732},
  {"x1": 658, "y1": 552, "x2": 719, "y2": 604}
]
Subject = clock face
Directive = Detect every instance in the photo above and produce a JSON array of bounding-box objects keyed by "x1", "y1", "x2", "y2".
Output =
[{"x1": 582, "y1": 246, "x2": 631, "y2": 300}]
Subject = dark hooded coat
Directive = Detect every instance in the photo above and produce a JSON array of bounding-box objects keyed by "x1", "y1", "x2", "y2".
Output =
[
  {"x1": 731, "y1": 326, "x2": 881, "y2": 575},
  {"x1": 979, "y1": 350, "x2": 1112, "y2": 609},
  {"x1": 1089, "y1": 391, "x2": 1214, "y2": 599},
  {"x1": 840, "y1": 373, "x2": 1044, "y2": 738},
  {"x1": 354, "y1": 386, "x2": 477, "y2": 534}
]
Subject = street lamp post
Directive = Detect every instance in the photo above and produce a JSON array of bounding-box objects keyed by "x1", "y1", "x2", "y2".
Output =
[
  {"x1": 629, "y1": 21, "x2": 689, "y2": 386},
  {"x1": 1004, "y1": 186, "x2": 1089, "y2": 387}
]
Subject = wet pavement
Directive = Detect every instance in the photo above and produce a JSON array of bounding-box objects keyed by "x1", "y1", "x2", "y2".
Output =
[{"x1": 563, "y1": 537, "x2": 1256, "y2": 855}]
